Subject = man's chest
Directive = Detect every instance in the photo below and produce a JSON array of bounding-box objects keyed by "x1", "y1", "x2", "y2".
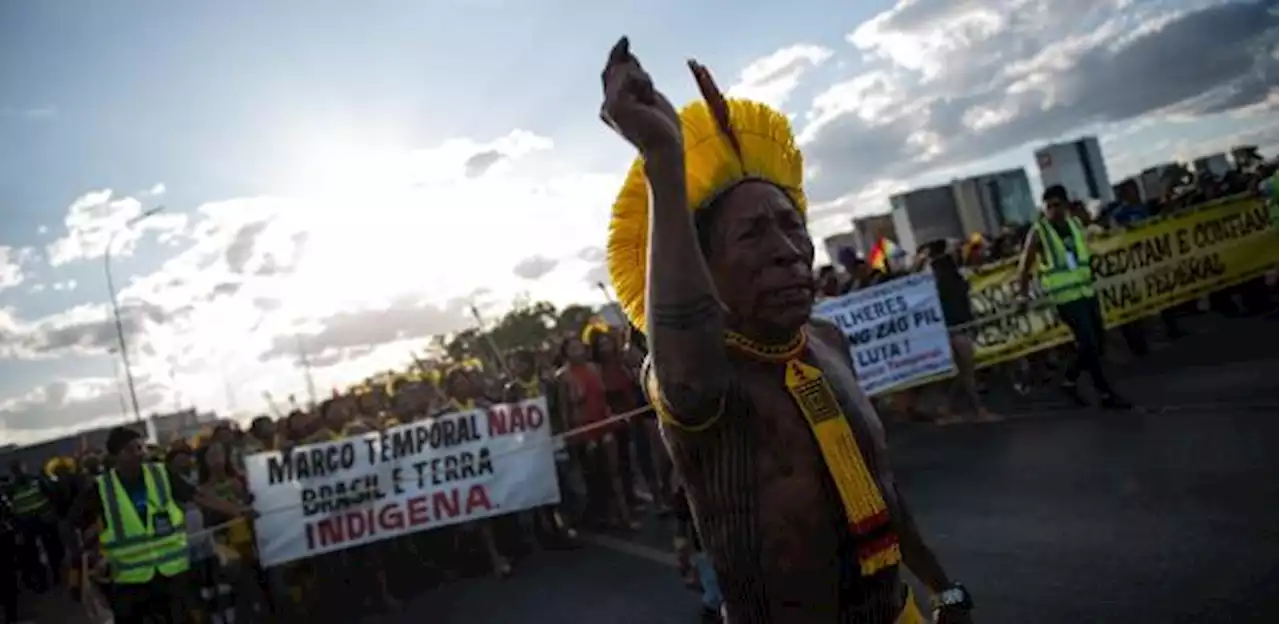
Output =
[{"x1": 734, "y1": 356, "x2": 882, "y2": 475}]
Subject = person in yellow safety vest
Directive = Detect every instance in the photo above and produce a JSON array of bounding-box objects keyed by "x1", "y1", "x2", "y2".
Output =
[
  {"x1": 5, "y1": 460, "x2": 63, "y2": 593},
  {"x1": 1016, "y1": 184, "x2": 1132, "y2": 410},
  {"x1": 63, "y1": 426, "x2": 253, "y2": 624}
]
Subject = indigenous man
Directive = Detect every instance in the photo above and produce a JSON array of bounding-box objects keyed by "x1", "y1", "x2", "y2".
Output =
[{"x1": 600, "y1": 37, "x2": 972, "y2": 623}]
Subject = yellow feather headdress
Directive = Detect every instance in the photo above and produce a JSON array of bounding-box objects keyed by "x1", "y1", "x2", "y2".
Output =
[
  {"x1": 581, "y1": 316, "x2": 614, "y2": 345},
  {"x1": 605, "y1": 63, "x2": 807, "y2": 332}
]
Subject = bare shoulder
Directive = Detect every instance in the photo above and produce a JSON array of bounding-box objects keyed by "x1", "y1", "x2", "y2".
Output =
[{"x1": 807, "y1": 319, "x2": 854, "y2": 367}]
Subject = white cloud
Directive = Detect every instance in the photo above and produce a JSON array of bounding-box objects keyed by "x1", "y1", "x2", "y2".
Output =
[
  {"x1": 0, "y1": 376, "x2": 166, "y2": 442},
  {"x1": 796, "y1": 0, "x2": 1278, "y2": 210},
  {"x1": 2, "y1": 127, "x2": 623, "y2": 444},
  {"x1": 0, "y1": 246, "x2": 24, "y2": 291},
  {"x1": 512, "y1": 255, "x2": 559, "y2": 280},
  {"x1": 729, "y1": 44, "x2": 834, "y2": 109},
  {"x1": 45, "y1": 189, "x2": 188, "y2": 267}
]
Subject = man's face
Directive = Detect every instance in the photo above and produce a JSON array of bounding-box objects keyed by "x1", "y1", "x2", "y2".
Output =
[
  {"x1": 1045, "y1": 196, "x2": 1069, "y2": 220},
  {"x1": 251, "y1": 419, "x2": 274, "y2": 439},
  {"x1": 116, "y1": 438, "x2": 144, "y2": 471},
  {"x1": 565, "y1": 340, "x2": 588, "y2": 364},
  {"x1": 510, "y1": 357, "x2": 532, "y2": 379},
  {"x1": 817, "y1": 270, "x2": 839, "y2": 296},
  {"x1": 705, "y1": 182, "x2": 815, "y2": 333},
  {"x1": 594, "y1": 333, "x2": 617, "y2": 357}
]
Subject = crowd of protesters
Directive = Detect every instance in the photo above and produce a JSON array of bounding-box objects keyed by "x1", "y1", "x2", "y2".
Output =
[
  {"x1": 0, "y1": 317, "x2": 687, "y2": 623},
  {"x1": 812, "y1": 161, "x2": 1277, "y2": 428},
  {"x1": 1, "y1": 160, "x2": 1274, "y2": 624}
]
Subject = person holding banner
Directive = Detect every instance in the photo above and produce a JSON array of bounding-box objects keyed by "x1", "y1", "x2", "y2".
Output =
[
  {"x1": 504, "y1": 349, "x2": 580, "y2": 548},
  {"x1": 600, "y1": 38, "x2": 969, "y2": 623},
  {"x1": 921, "y1": 240, "x2": 998, "y2": 424},
  {"x1": 1016, "y1": 185, "x2": 1132, "y2": 410},
  {"x1": 438, "y1": 368, "x2": 514, "y2": 578}
]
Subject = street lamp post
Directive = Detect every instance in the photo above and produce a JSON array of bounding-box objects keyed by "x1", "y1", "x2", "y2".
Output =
[
  {"x1": 105, "y1": 205, "x2": 165, "y2": 422},
  {"x1": 106, "y1": 347, "x2": 130, "y2": 420}
]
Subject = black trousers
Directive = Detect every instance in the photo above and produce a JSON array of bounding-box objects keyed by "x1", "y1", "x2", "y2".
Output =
[
  {"x1": 1, "y1": 530, "x2": 18, "y2": 623},
  {"x1": 1056, "y1": 297, "x2": 1114, "y2": 396},
  {"x1": 14, "y1": 517, "x2": 62, "y2": 592},
  {"x1": 110, "y1": 572, "x2": 195, "y2": 624}
]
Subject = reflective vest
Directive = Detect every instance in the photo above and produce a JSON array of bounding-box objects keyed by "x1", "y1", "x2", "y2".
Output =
[
  {"x1": 96, "y1": 463, "x2": 190, "y2": 585},
  {"x1": 9, "y1": 479, "x2": 52, "y2": 518},
  {"x1": 1035, "y1": 216, "x2": 1094, "y2": 304},
  {"x1": 515, "y1": 377, "x2": 543, "y2": 400}
]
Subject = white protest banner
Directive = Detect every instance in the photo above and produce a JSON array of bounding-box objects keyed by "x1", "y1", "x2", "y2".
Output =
[
  {"x1": 813, "y1": 271, "x2": 956, "y2": 395},
  {"x1": 244, "y1": 398, "x2": 559, "y2": 568}
]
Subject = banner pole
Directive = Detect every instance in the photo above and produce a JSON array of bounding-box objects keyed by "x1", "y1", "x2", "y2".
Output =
[{"x1": 469, "y1": 304, "x2": 513, "y2": 377}]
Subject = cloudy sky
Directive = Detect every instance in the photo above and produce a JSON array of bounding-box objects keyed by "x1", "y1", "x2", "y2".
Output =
[{"x1": 1, "y1": 0, "x2": 1275, "y2": 445}]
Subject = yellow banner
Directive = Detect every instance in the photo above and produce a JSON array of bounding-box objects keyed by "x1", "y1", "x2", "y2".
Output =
[{"x1": 965, "y1": 195, "x2": 1277, "y2": 368}]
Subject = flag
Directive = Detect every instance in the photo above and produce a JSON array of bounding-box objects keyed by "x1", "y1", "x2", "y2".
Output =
[
  {"x1": 868, "y1": 237, "x2": 903, "y2": 272},
  {"x1": 867, "y1": 238, "x2": 886, "y2": 271}
]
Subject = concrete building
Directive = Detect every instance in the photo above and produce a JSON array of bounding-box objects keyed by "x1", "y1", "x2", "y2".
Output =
[
  {"x1": 890, "y1": 184, "x2": 964, "y2": 254},
  {"x1": 1135, "y1": 163, "x2": 1179, "y2": 201},
  {"x1": 1034, "y1": 136, "x2": 1115, "y2": 204},
  {"x1": 850, "y1": 214, "x2": 897, "y2": 256},
  {"x1": 890, "y1": 168, "x2": 1038, "y2": 253},
  {"x1": 822, "y1": 231, "x2": 859, "y2": 267},
  {"x1": 148, "y1": 408, "x2": 218, "y2": 442},
  {"x1": 951, "y1": 169, "x2": 1038, "y2": 234},
  {"x1": 1192, "y1": 153, "x2": 1232, "y2": 178}
]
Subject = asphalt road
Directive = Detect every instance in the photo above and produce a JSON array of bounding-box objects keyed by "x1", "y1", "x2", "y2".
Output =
[
  {"x1": 29, "y1": 313, "x2": 1278, "y2": 623},
  {"x1": 371, "y1": 313, "x2": 1277, "y2": 624}
]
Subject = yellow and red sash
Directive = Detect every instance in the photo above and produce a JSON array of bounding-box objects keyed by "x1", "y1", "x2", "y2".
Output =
[{"x1": 727, "y1": 329, "x2": 901, "y2": 577}]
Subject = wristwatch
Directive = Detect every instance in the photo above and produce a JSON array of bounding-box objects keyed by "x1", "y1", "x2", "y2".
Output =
[{"x1": 931, "y1": 583, "x2": 973, "y2": 611}]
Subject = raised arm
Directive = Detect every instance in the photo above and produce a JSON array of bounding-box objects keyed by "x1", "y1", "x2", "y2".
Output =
[{"x1": 600, "y1": 37, "x2": 728, "y2": 429}]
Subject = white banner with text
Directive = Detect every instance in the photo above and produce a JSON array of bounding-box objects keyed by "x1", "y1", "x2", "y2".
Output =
[
  {"x1": 814, "y1": 271, "x2": 956, "y2": 395},
  {"x1": 244, "y1": 398, "x2": 559, "y2": 567}
]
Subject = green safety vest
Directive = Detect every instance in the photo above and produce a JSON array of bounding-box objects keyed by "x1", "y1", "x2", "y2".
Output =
[
  {"x1": 9, "y1": 479, "x2": 52, "y2": 518},
  {"x1": 96, "y1": 463, "x2": 190, "y2": 585},
  {"x1": 1035, "y1": 216, "x2": 1094, "y2": 305}
]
